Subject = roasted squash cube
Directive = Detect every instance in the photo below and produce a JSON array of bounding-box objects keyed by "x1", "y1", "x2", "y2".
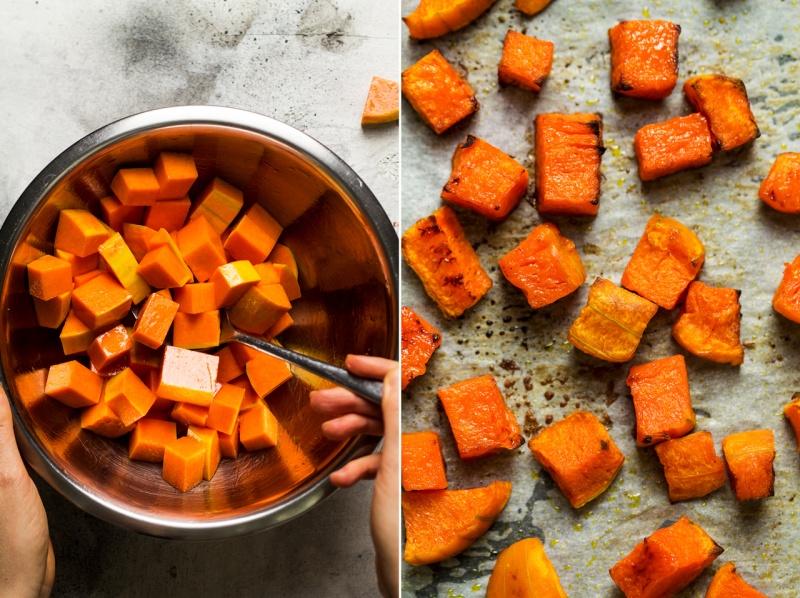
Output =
[
  {"x1": 535, "y1": 113, "x2": 604, "y2": 216},
  {"x1": 438, "y1": 374, "x2": 523, "y2": 460},
  {"x1": 784, "y1": 393, "x2": 800, "y2": 452},
  {"x1": 402, "y1": 206, "x2": 492, "y2": 318},
  {"x1": 722, "y1": 430, "x2": 775, "y2": 501},
  {"x1": 361, "y1": 76, "x2": 399, "y2": 125},
  {"x1": 402, "y1": 481, "x2": 512, "y2": 566},
  {"x1": 634, "y1": 113, "x2": 714, "y2": 182},
  {"x1": 684, "y1": 74, "x2": 759, "y2": 151},
  {"x1": 527, "y1": 410, "x2": 624, "y2": 508},
  {"x1": 402, "y1": 430, "x2": 448, "y2": 491},
  {"x1": 401, "y1": 49, "x2": 479, "y2": 135},
  {"x1": 654, "y1": 431, "x2": 725, "y2": 502},
  {"x1": 442, "y1": 135, "x2": 528, "y2": 221},
  {"x1": 486, "y1": 538, "x2": 566, "y2": 598},
  {"x1": 773, "y1": 252, "x2": 800, "y2": 323},
  {"x1": 401, "y1": 306, "x2": 442, "y2": 390},
  {"x1": 403, "y1": 0, "x2": 498, "y2": 40},
  {"x1": 609, "y1": 19, "x2": 680, "y2": 100},
  {"x1": 568, "y1": 278, "x2": 658, "y2": 363},
  {"x1": 705, "y1": 562, "x2": 769, "y2": 598},
  {"x1": 621, "y1": 214, "x2": 705, "y2": 309},
  {"x1": 499, "y1": 222, "x2": 586, "y2": 309},
  {"x1": 672, "y1": 281, "x2": 744, "y2": 366},
  {"x1": 759, "y1": 152, "x2": 800, "y2": 214},
  {"x1": 609, "y1": 516, "x2": 723, "y2": 598},
  {"x1": 498, "y1": 30, "x2": 554, "y2": 93}
]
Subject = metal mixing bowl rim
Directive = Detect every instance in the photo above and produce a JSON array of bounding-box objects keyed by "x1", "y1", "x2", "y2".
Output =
[{"x1": 0, "y1": 105, "x2": 398, "y2": 539}]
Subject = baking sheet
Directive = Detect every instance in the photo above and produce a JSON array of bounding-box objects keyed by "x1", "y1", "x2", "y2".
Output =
[{"x1": 401, "y1": 1, "x2": 800, "y2": 596}]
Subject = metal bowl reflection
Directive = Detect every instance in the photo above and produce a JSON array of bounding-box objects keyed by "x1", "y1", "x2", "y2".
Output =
[{"x1": 0, "y1": 106, "x2": 397, "y2": 539}]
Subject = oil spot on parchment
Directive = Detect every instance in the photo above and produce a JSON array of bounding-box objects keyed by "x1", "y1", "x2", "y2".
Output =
[{"x1": 297, "y1": 0, "x2": 357, "y2": 53}]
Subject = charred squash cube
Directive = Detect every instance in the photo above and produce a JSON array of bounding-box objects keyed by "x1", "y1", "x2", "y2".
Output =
[
  {"x1": 654, "y1": 431, "x2": 725, "y2": 502},
  {"x1": 722, "y1": 430, "x2": 775, "y2": 501},
  {"x1": 773, "y1": 251, "x2": 800, "y2": 323},
  {"x1": 683, "y1": 74, "x2": 759, "y2": 151},
  {"x1": 609, "y1": 19, "x2": 681, "y2": 100},
  {"x1": 634, "y1": 113, "x2": 714, "y2": 182},
  {"x1": 759, "y1": 152, "x2": 800, "y2": 214},
  {"x1": 401, "y1": 430, "x2": 448, "y2": 491},
  {"x1": 498, "y1": 30, "x2": 554, "y2": 93},
  {"x1": 401, "y1": 306, "x2": 442, "y2": 389}
]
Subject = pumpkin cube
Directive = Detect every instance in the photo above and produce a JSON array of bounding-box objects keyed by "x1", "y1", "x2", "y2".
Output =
[
  {"x1": 361, "y1": 76, "x2": 399, "y2": 125},
  {"x1": 71, "y1": 272, "x2": 133, "y2": 330},
  {"x1": 87, "y1": 324, "x2": 134, "y2": 373},
  {"x1": 722, "y1": 430, "x2": 775, "y2": 501},
  {"x1": 684, "y1": 74, "x2": 759, "y2": 151},
  {"x1": 143, "y1": 197, "x2": 191, "y2": 232},
  {"x1": 224, "y1": 203, "x2": 283, "y2": 264},
  {"x1": 33, "y1": 289, "x2": 72, "y2": 329},
  {"x1": 400, "y1": 306, "x2": 441, "y2": 390},
  {"x1": 229, "y1": 284, "x2": 291, "y2": 335},
  {"x1": 784, "y1": 393, "x2": 800, "y2": 452},
  {"x1": 153, "y1": 152, "x2": 198, "y2": 200},
  {"x1": 609, "y1": 19, "x2": 680, "y2": 100},
  {"x1": 705, "y1": 562, "x2": 769, "y2": 598},
  {"x1": 128, "y1": 418, "x2": 177, "y2": 463},
  {"x1": 634, "y1": 113, "x2": 714, "y2": 181},
  {"x1": 654, "y1": 431, "x2": 725, "y2": 502},
  {"x1": 239, "y1": 400, "x2": 279, "y2": 451},
  {"x1": 211, "y1": 260, "x2": 261, "y2": 308},
  {"x1": 157, "y1": 345, "x2": 219, "y2": 406},
  {"x1": 172, "y1": 311, "x2": 220, "y2": 350},
  {"x1": 402, "y1": 430, "x2": 448, "y2": 491},
  {"x1": 498, "y1": 30, "x2": 554, "y2": 93},
  {"x1": 186, "y1": 425, "x2": 221, "y2": 481},
  {"x1": 104, "y1": 367, "x2": 157, "y2": 427},
  {"x1": 189, "y1": 177, "x2": 244, "y2": 235},
  {"x1": 132, "y1": 292, "x2": 179, "y2": 349},
  {"x1": 162, "y1": 436, "x2": 205, "y2": 492},
  {"x1": 98, "y1": 232, "x2": 151, "y2": 304},
  {"x1": 110, "y1": 168, "x2": 160, "y2": 206},
  {"x1": 27, "y1": 254, "x2": 72, "y2": 301},
  {"x1": 45, "y1": 360, "x2": 103, "y2": 408},
  {"x1": 759, "y1": 152, "x2": 800, "y2": 214},
  {"x1": 54, "y1": 209, "x2": 112, "y2": 257}
]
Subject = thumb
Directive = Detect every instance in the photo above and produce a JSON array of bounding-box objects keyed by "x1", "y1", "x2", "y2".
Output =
[
  {"x1": 379, "y1": 365, "x2": 399, "y2": 471},
  {"x1": 0, "y1": 385, "x2": 26, "y2": 476}
]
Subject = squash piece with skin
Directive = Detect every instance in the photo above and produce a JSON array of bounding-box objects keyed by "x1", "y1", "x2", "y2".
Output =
[
  {"x1": 705, "y1": 562, "x2": 769, "y2": 598},
  {"x1": 403, "y1": 0, "x2": 499, "y2": 40},
  {"x1": 486, "y1": 538, "x2": 567, "y2": 598},
  {"x1": 361, "y1": 76, "x2": 399, "y2": 125}
]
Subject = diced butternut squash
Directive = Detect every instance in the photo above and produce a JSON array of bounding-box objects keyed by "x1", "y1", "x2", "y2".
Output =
[
  {"x1": 104, "y1": 367, "x2": 157, "y2": 427},
  {"x1": 402, "y1": 206, "x2": 492, "y2": 318},
  {"x1": 224, "y1": 203, "x2": 283, "y2": 264},
  {"x1": 722, "y1": 430, "x2": 775, "y2": 501},
  {"x1": 172, "y1": 310, "x2": 220, "y2": 350},
  {"x1": 153, "y1": 152, "x2": 198, "y2": 200},
  {"x1": 773, "y1": 252, "x2": 800, "y2": 323},
  {"x1": 672, "y1": 281, "x2": 744, "y2": 366},
  {"x1": 568, "y1": 277, "x2": 658, "y2": 363},
  {"x1": 654, "y1": 431, "x2": 725, "y2": 502},
  {"x1": 609, "y1": 516, "x2": 723, "y2": 598},
  {"x1": 128, "y1": 418, "x2": 177, "y2": 463},
  {"x1": 402, "y1": 430, "x2": 448, "y2": 491},
  {"x1": 173, "y1": 282, "x2": 217, "y2": 314},
  {"x1": 189, "y1": 178, "x2": 244, "y2": 235},
  {"x1": 229, "y1": 342, "x2": 263, "y2": 368},
  {"x1": 80, "y1": 390, "x2": 136, "y2": 438},
  {"x1": 621, "y1": 214, "x2": 705, "y2": 310},
  {"x1": 626, "y1": 355, "x2": 695, "y2": 447},
  {"x1": 54, "y1": 249, "x2": 98, "y2": 277},
  {"x1": 486, "y1": 538, "x2": 567, "y2": 598},
  {"x1": 73, "y1": 270, "x2": 102, "y2": 287},
  {"x1": 45, "y1": 360, "x2": 103, "y2": 408},
  {"x1": 157, "y1": 345, "x2": 219, "y2": 406},
  {"x1": 132, "y1": 292, "x2": 179, "y2": 349},
  {"x1": 400, "y1": 306, "x2": 441, "y2": 390},
  {"x1": 229, "y1": 284, "x2": 291, "y2": 335},
  {"x1": 402, "y1": 481, "x2": 512, "y2": 566},
  {"x1": 88, "y1": 324, "x2": 133, "y2": 373},
  {"x1": 634, "y1": 113, "x2": 714, "y2": 181},
  {"x1": 137, "y1": 241, "x2": 193, "y2": 289},
  {"x1": 219, "y1": 422, "x2": 240, "y2": 459},
  {"x1": 239, "y1": 400, "x2": 279, "y2": 451},
  {"x1": 27, "y1": 254, "x2": 72, "y2": 301},
  {"x1": 122, "y1": 223, "x2": 157, "y2": 262},
  {"x1": 206, "y1": 383, "x2": 245, "y2": 436},
  {"x1": 273, "y1": 264, "x2": 301, "y2": 301},
  {"x1": 528, "y1": 410, "x2": 624, "y2": 508},
  {"x1": 403, "y1": 0, "x2": 498, "y2": 39},
  {"x1": 54, "y1": 209, "x2": 112, "y2": 257},
  {"x1": 784, "y1": 393, "x2": 800, "y2": 451},
  {"x1": 99, "y1": 196, "x2": 144, "y2": 233},
  {"x1": 534, "y1": 113, "x2": 605, "y2": 216},
  {"x1": 187, "y1": 425, "x2": 221, "y2": 480},
  {"x1": 515, "y1": 0, "x2": 552, "y2": 16},
  {"x1": 441, "y1": 135, "x2": 528, "y2": 221},
  {"x1": 361, "y1": 76, "x2": 399, "y2": 125},
  {"x1": 110, "y1": 167, "x2": 160, "y2": 206},
  {"x1": 176, "y1": 215, "x2": 227, "y2": 282},
  {"x1": 33, "y1": 289, "x2": 72, "y2": 329},
  {"x1": 214, "y1": 346, "x2": 244, "y2": 383},
  {"x1": 162, "y1": 436, "x2": 205, "y2": 492},
  {"x1": 170, "y1": 401, "x2": 209, "y2": 427},
  {"x1": 401, "y1": 49, "x2": 479, "y2": 135},
  {"x1": 705, "y1": 562, "x2": 769, "y2": 598},
  {"x1": 267, "y1": 243, "x2": 298, "y2": 279},
  {"x1": 211, "y1": 260, "x2": 261, "y2": 308},
  {"x1": 229, "y1": 374, "x2": 261, "y2": 412},
  {"x1": 71, "y1": 272, "x2": 133, "y2": 330},
  {"x1": 609, "y1": 20, "x2": 681, "y2": 100},
  {"x1": 143, "y1": 197, "x2": 191, "y2": 231},
  {"x1": 129, "y1": 341, "x2": 161, "y2": 379},
  {"x1": 246, "y1": 353, "x2": 293, "y2": 399},
  {"x1": 98, "y1": 232, "x2": 151, "y2": 304},
  {"x1": 264, "y1": 312, "x2": 293, "y2": 340},
  {"x1": 759, "y1": 152, "x2": 800, "y2": 214},
  {"x1": 499, "y1": 222, "x2": 585, "y2": 309},
  {"x1": 498, "y1": 30, "x2": 554, "y2": 93},
  {"x1": 438, "y1": 374, "x2": 523, "y2": 460},
  {"x1": 684, "y1": 74, "x2": 759, "y2": 151},
  {"x1": 60, "y1": 310, "x2": 96, "y2": 355}
]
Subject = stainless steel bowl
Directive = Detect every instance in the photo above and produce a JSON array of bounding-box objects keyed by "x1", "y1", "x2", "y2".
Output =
[{"x1": 0, "y1": 106, "x2": 398, "y2": 539}]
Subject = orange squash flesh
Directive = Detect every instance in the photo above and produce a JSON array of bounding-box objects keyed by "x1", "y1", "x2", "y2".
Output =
[
  {"x1": 264, "y1": 312, "x2": 293, "y2": 340},
  {"x1": 438, "y1": 374, "x2": 523, "y2": 460},
  {"x1": 402, "y1": 430, "x2": 448, "y2": 491},
  {"x1": 634, "y1": 113, "x2": 714, "y2": 181},
  {"x1": 100, "y1": 196, "x2": 144, "y2": 234},
  {"x1": 122, "y1": 223, "x2": 157, "y2": 262},
  {"x1": 229, "y1": 374, "x2": 261, "y2": 413},
  {"x1": 143, "y1": 197, "x2": 191, "y2": 232},
  {"x1": 223, "y1": 203, "x2": 283, "y2": 265},
  {"x1": 621, "y1": 214, "x2": 705, "y2": 310},
  {"x1": 81, "y1": 390, "x2": 136, "y2": 439},
  {"x1": 176, "y1": 215, "x2": 227, "y2": 283},
  {"x1": 97, "y1": 232, "x2": 151, "y2": 304},
  {"x1": 609, "y1": 20, "x2": 681, "y2": 100},
  {"x1": 400, "y1": 306, "x2": 442, "y2": 390},
  {"x1": 361, "y1": 76, "x2": 399, "y2": 125},
  {"x1": 54, "y1": 248, "x2": 98, "y2": 278},
  {"x1": 515, "y1": 0, "x2": 552, "y2": 15},
  {"x1": 111, "y1": 167, "x2": 160, "y2": 207},
  {"x1": 188, "y1": 177, "x2": 244, "y2": 235},
  {"x1": 498, "y1": 30, "x2": 554, "y2": 93},
  {"x1": 784, "y1": 393, "x2": 800, "y2": 452},
  {"x1": 153, "y1": 152, "x2": 198, "y2": 200},
  {"x1": 170, "y1": 401, "x2": 210, "y2": 427},
  {"x1": 132, "y1": 292, "x2": 180, "y2": 349},
  {"x1": 211, "y1": 260, "x2": 261, "y2": 308},
  {"x1": 229, "y1": 283, "x2": 291, "y2": 335},
  {"x1": 626, "y1": 355, "x2": 695, "y2": 447},
  {"x1": 137, "y1": 243, "x2": 193, "y2": 289},
  {"x1": 773, "y1": 252, "x2": 800, "y2": 323},
  {"x1": 87, "y1": 324, "x2": 134, "y2": 373},
  {"x1": 267, "y1": 243, "x2": 298, "y2": 279},
  {"x1": 528, "y1": 410, "x2": 624, "y2": 508},
  {"x1": 128, "y1": 341, "x2": 161, "y2": 379},
  {"x1": 205, "y1": 383, "x2": 245, "y2": 436},
  {"x1": 104, "y1": 367, "x2": 157, "y2": 427},
  {"x1": 722, "y1": 430, "x2": 775, "y2": 501},
  {"x1": 705, "y1": 562, "x2": 769, "y2": 598},
  {"x1": 186, "y1": 425, "x2": 221, "y2": 481},
  {"x1": 402, "y1": 49, "x2": 479, "y2": 135},
  {"x1": 245, "y1": 354, "x2": 293, "y2": 399},
  {"x1": 403, "y1": 0, "x2": 498, "y2": 40},
  {"x1": 441, "y1": 135, "x2": 529, "y2": 221},
  {"x1": 273, "y1": 264, "x2": 301, "y2": 301},
  {"x1": 219, "y1": 422, "x2": 240, "y2": 459},
  {"x1": 534, "y1": 113, "x2": 605, "y2": 216},
  {"x1": 45, "y1": 360, "x2": 103, "y2": 409},
  {"x1": 60, "y1": 310, "x2": 98, "y2": 355},
  {"x1": 172, "y1": 310, "x2": 220, "y2": 350},
  {"x1": 27, "y1": 254, "x2": 73, "y2": 301},
  {"x1": 568, "y1": 277, "x2": 658, "y2": 363},
  {"x1": 71, "y1": 272, "x2": 133, "y2": 330},
  {"x1": 162, "y1": 436, "x2": 206, "y2": 492},
  {"x1": 54, "y1": 209, "x2": 112, "y2": 257},
  {"x1": 402, "y1": 205, "x2": 493, "y2": 318},
  {"x1": 684, "y1": 75, "x2": 759, "y2": 151},
  {"x1": 672, "y1": 281, "x2": 744, "y2": 366},
  {"x1": 499, "y1": 222, "x2": 586, "y2": 310},
  {"x1": 73, "y1": 269, "x2": 102, "y2": 288},
  {"x1": 157, "y1": 345, "x2": 219, "y2": 406},
  {"x1": 172, "y1": 282, "x2": 217, "y2": 314},
  {"x1": 609, "y1": 516, "x2": 723, "y2": 598},
  {"x1": 654, "y1": 431, "x2": 726, "y2": 502},
  {"x1": 33, "y1": 289, "x2": 72, "y2": 329},
  {"x1": 239, "y1": 400, "x2": 279, "y2": 451},
  {"x1": 759, "y1": 152, "x2": 800, "y2": 214},
  {"x1": 128, "y1": 418, "x2": 177, "y2": 463},
  {"x1": 214, "y1": 346, "x2": 244, "y2": 384},
  {"x1": 486, "y1": 538, "x2": 567, "y2": 598},
  {"x1": 402, "y1": 480, "x2": 512, "y2": 566}
]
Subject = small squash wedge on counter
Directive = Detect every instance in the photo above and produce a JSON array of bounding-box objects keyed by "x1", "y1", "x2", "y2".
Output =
[
  {"x1": 486, "y1": 538, "x2": 567, "y2": 598},
  {"x1": 403, "y1": 0, "x2": 498, "y2": 40},
  {"x1": 402, "y1": 481, "x2": 512, "y2": 566},
  {"x1": 361, "y1": 76, "x2": 399, "y2": 125}
]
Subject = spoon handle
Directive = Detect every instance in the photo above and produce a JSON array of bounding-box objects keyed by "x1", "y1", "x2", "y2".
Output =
[{"x1": 232, "y1": 332, "x2": 384, "y2": 405}]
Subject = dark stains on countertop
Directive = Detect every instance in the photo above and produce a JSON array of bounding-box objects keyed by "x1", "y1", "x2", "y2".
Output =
[{"x1": 298, "y1": 0, "x2": 358, "y2": 52}]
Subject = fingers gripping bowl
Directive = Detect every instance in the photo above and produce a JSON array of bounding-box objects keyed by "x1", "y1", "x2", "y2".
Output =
[{"x1": 0, "y1": 106, "x2": 398, "y2": 539}]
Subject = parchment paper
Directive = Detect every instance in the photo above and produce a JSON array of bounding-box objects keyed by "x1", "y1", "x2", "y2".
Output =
[{"x1": 401, "y1": 1, "x2": 800, "y2": 596}]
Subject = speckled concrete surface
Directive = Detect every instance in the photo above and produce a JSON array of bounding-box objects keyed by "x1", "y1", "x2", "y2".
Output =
[{"x1": 0, "y1": 1, "x2": 397, "y2": 596}]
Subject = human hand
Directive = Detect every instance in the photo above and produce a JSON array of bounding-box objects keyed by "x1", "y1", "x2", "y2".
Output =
[
  {"x1": 0, "y1": 389, "x2": 55, "y2": 598},
  {"x1": 309, "y1": 355, "x2": 399, "y2": 598}
]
